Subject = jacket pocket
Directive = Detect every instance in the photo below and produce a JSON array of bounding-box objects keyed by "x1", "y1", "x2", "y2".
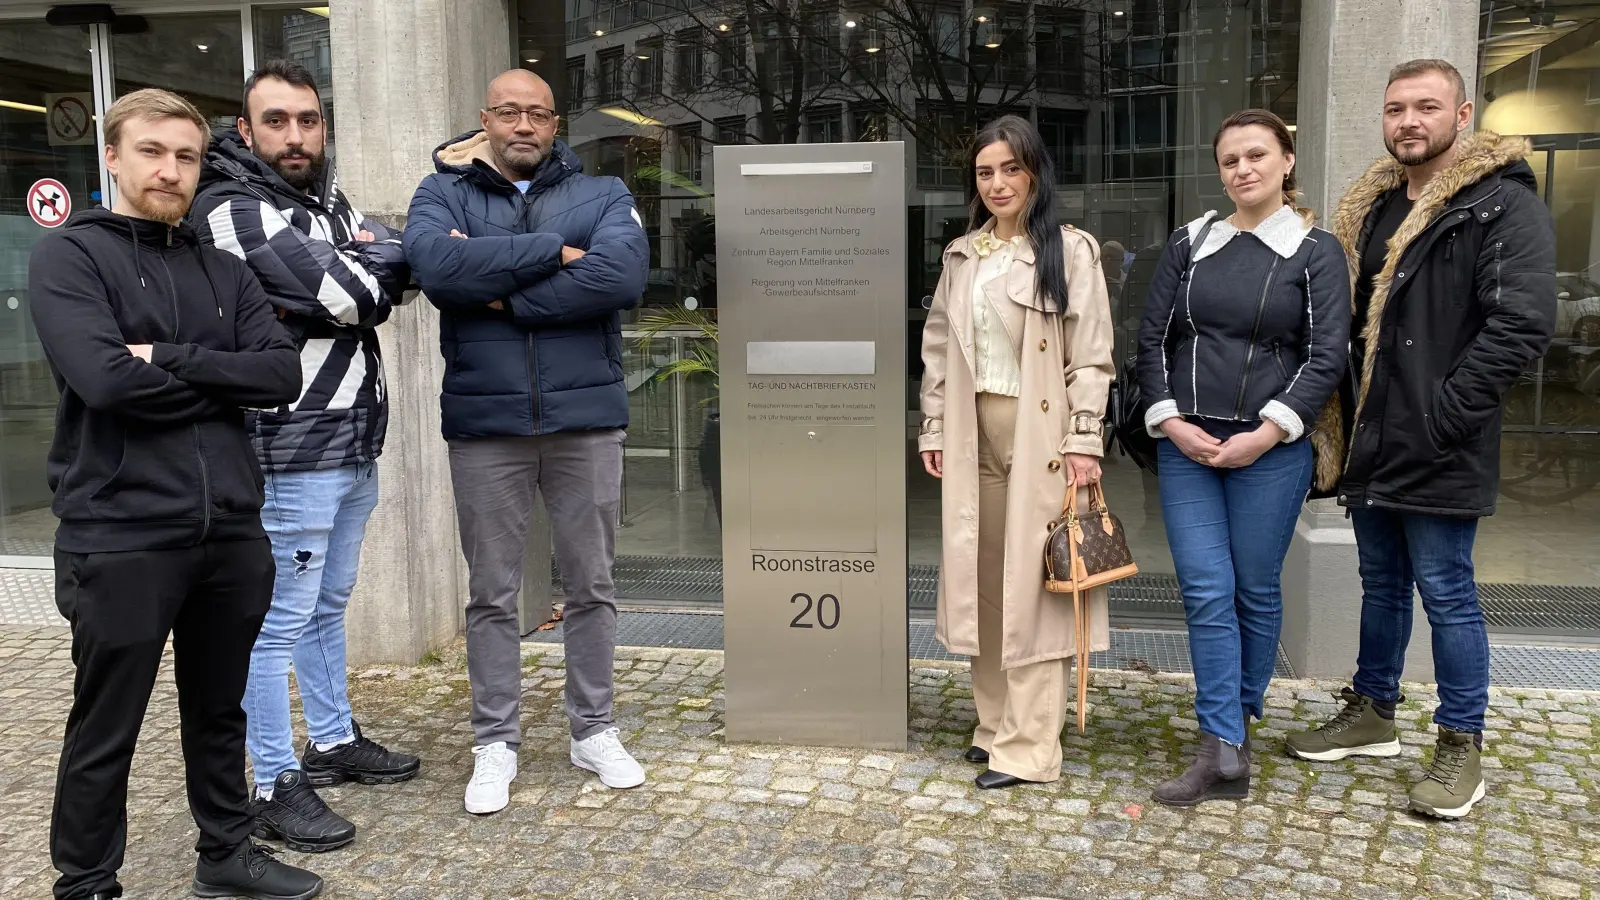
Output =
[
  {"x1": 1271, "y1": 341, "x2": 1289, "y2": 381},
  {"x1": 202, "y1": 418, "x2": 266, "y2": 516},
  {"x1": 85, "y1": 426, "x2": 204, "y2": 522}
]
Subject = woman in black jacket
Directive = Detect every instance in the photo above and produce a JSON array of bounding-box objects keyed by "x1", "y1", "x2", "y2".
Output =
[{"x1": 1136, "y1": 109, "x2": 1351, "y2": 806}]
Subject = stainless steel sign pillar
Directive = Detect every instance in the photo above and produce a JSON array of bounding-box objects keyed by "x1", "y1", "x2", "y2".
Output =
[{"x1": 716, "y1": 142, "x2": 909, "y2": 749}]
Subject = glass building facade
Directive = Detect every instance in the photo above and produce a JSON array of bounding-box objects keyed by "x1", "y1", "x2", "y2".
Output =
[{"x1": 1, "y1": 1, "x2": 1596, "y2": 635}]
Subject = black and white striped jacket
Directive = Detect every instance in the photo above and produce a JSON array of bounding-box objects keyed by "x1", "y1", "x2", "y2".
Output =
[{"x1": 192, "y1": 128, "x2": 410, "y2": 473}]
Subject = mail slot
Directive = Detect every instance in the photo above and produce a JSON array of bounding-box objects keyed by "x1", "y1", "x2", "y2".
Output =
[{"x1": 716, "y1": 141, "x2": 909, "y2": 749}]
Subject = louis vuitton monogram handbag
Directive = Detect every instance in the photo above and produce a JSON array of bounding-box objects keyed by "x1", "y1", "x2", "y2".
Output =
[{"x1": 1044, "y1": 481, "x2": 1138, "y2": 733}]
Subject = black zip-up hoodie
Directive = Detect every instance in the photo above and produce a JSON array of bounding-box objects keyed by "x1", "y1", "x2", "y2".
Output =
[{"x1": 27, "y1": 209, "x2": 302, "y2": 553}]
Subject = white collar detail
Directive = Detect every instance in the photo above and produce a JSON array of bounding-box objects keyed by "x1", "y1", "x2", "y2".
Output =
[{"x1": 1187, "y1": 204, "x2": 1312, "y2": 262}]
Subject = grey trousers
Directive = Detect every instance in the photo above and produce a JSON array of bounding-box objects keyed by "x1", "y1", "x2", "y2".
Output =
[{"x1": 448, "y1": 431, "x2": 624, "y2": 745}]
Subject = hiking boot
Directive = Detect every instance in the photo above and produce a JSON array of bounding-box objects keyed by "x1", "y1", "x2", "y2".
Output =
[
  {"x1": 192, "y1": 841, "x2": 323, "y2": 900},
  {"x1": 1152, "y1": 733, "x2": 1250, "y2": 807},
  {"x1": 302, "y1": 720, "x2": 421, "y2": 787},
  {"x1": 1409, "y1": 727, "x2": 1486, "y2": 820},
  {"x1": 250, "y1": 770, "x2": 356, "y2": 854},
  {"x1": 1285, "y1": 688, "x2": 1401, "y2": 761}
]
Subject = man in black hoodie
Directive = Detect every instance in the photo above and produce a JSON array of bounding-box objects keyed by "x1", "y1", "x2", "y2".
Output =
[{"x1": 27, "y1": 89, "x2": 320, "y2": 900}]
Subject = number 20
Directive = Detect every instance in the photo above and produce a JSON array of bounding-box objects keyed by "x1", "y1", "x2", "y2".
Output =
[{"x1": 789, "y1": 592, "x2": 840, "y2": 629}]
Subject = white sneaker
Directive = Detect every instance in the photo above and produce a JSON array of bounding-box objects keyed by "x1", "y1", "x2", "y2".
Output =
[
  {"x1": 570, "y1": 727, "x2": 645, "y2": 789},
  {"x1": 464, "y1": 742, "x2": 517, "y2": 814}
]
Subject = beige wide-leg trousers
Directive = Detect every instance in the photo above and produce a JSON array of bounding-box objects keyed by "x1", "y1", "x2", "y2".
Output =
[{"x1": 969, "y1": 392, "x2": 1073, "y2": 783}]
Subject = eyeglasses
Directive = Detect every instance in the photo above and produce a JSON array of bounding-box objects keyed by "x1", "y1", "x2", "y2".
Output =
[{"x1": 487, "y1": 105, "x2": 557, "y2": 128}]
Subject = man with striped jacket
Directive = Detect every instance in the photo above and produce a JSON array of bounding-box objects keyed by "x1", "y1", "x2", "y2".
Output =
[{"x1": 192, "y1": 59, "x2": 418, "y2": 854}]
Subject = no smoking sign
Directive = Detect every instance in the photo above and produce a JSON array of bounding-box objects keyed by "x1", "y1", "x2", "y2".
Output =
[{"x1": 28, "y1": 179, "x2": 71, "y2": 229}]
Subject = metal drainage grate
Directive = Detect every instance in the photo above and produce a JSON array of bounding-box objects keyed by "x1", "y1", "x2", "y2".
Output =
[
  {"x1": 0, "y1": 569, "x2": 59, "y2": 628},
  {"x1": 526, "y1": 610, "x2": 1294, "y2": 679},
  {"x1": 567, "y1": 557, "x2": 1600, "y2": 634}
]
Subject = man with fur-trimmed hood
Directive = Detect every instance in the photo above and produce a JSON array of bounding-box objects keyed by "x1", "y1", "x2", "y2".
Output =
[{"x1": 1285, "y1": 59, "x2": 1555, "y2": 820}]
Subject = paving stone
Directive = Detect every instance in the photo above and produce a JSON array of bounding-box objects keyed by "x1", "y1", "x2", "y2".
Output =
[{"x1": 0, "y1": 627, "x2": 1593, "y2": 899}]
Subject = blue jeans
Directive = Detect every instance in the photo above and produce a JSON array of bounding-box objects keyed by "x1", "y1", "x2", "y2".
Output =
[
  {"x1": 244, "y1": 462, "x2": 380, "y2": 787},
  {"x1": 1350, "y1": 509, "x2": 1488, "y2": 733},
  {"x1": 1158, "y1": 424, "x2": 1312, "y2": 745}
]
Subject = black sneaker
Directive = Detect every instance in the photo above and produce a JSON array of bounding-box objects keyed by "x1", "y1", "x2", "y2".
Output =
[
  {"x1": 302, "y1": 720, "x2": 421, "y2": 787},
  {"x1": 192, "y1": 841, "x2": 323, "y2": 900},
  {"x1": 250, "y1": 770, "x2": 356, "y2": 853}
]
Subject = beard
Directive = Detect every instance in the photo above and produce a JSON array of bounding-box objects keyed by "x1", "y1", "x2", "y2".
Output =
[
  {"x1": 1386, "y1": 127, "x2": 1458, "y2": 167},
  {"x1": 495, "y1": 140, "x2": 551, "y2": 179},
  {"x1": 258, "y1": 145, "x2": 328, "y2": 192},
  {"x1": 127, "y1": 185, "x2": 192, "y2": 225}
]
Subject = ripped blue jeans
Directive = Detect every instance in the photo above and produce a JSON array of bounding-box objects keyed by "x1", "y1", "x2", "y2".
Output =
[{"x1": 244, "y1": 462, "x2": 380, "y2": 788}]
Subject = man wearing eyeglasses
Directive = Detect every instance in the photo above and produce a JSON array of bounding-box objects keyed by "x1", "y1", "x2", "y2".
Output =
[{"x1": 404, "y1": 69, "x2": 649, "y2": 815}]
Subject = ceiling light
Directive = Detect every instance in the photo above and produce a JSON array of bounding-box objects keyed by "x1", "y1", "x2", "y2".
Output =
[
  {"x1": 196, "y1": 43, "x2": 208, "y2": 51},
  {"x1": 525, "y1": 57, "x2": 539, "y2": 64},
  {"x1": 864, "y1": 29, "x2": 881, "y2": 52},
  {"x1": 844, "y1": 17, "x2": 857, "y2": 28},
  {"x1": 594, "y1": 28, "x2": 606, "y2": 36},
  {"x1": 973, "y1": 6, "x2": 995, "y2": 23},
  {"x1": 597, "y1": 107, "x2": 664, "y2": 127},
  {"x1": 1113, "y1": 9, "x2": 1125, "y2": 16},
  {"x1": 637, "y1": 52, "x2": 650, "y2": 59}
]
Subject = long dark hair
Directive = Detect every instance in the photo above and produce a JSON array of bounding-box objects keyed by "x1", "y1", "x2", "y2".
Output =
[
  {"x1": 1212, "y1": 108, "x2": 1316, "y2": 225},
  {"x1": 966, "y1": 115, "x2": 1069, "y2": 313}
]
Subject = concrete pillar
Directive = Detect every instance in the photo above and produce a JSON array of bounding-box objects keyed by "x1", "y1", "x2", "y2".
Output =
[
  {"x1": 1284, "y1": 0, "x2": 1478, "y2": 683},
  {"x1": 1296, "y1": 0, "x2": 1481, "y2": 215},
  {"x1": 329, "y1": 0, "x2": 513, "y2": 664},
  {"x1": 1282, "y1": 500, "x2": 1434, "y2": 682}
]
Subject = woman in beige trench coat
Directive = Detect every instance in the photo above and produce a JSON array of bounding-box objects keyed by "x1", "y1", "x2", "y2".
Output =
[{"x1": 918, "y1": 115, "x2": 1115, "y2": 790}]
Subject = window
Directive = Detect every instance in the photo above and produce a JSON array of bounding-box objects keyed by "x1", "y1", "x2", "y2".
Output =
[
  {"x1": 566, "y1": 56, "x2": 587, "y2": 107},
  {"x1": 917, "y1": 6, "x2": 965, "y2": 86},
  {"x1": 851, "y1": 103, "x2": 889, "y2": 142},
  {"x1": 597, "y1": 47, "x2": 625, "y2": 102},
  {"x1": 673, "y1": 123, "x2": 703, "y2": 182},
  {"x1": 636, "y1": 39, "x2": 664, "y2": 96},
  {"x1": 805, "y1": 105, "x2": 843, "y2": 144},
  {"x1": 253, "y1": 8, "x2": 334, "y2": 144},
  {"x1": 1036, "y1": 11, "x2": 1085, "y2": 93},
  {"x1": 758, "y1": 15, "x2": 807, "y2": 87},
  {"x1": 717, "y1": 25, "x2": 746, "y2": 82},
  {"x1": 714, "y1": 115, "x2": 746, "y2": 145},
  {"x1": 1039, "y1": 109, "x2": 1087, "y2": 184},
  {"x1": 675, "y1": 28, "x2": 704, "y2": 93},
  {"x1": 848, "y1": 22, "x2": 888, "y2": 81},
  {"x1": 800, "y1": 4, "x2": 842, "y2": 84},
  {"x1": 915, "y1": 104, "x2": 966, "y2": 189}
]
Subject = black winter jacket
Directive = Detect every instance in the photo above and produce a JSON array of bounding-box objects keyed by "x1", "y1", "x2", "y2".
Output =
[
  {"x1": 193, "y1": 128, "x2": 411, "y2": 473},
  {"x1": 1333, "y1": 133, "x2": 1556, "y2": 517},
  {"x1": 27, "y1": 210, "x2": 302, "y2": 552},
  {"x1": 1136, "y1": 205, "x2": 1352, "y2": 488}
]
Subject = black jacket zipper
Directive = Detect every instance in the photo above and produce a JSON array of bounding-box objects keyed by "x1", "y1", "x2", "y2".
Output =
[
  {"x1": 161, "y1": 233, "x2": 213, "y2": 540},
  {"x1": 1234, "y1": 258, "x2": 1281, "y2": 418},
  {"x1": 1272, "y1": 340, "x2": 1289, "y2": 381}
]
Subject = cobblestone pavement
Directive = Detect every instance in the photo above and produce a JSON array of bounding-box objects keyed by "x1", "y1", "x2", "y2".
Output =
[{"x1": 1, "y1": 625, "x2": 1596, "y2": 900}]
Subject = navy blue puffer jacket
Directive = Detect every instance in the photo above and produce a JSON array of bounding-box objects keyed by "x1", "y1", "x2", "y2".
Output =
[{"x1": 404, "y1": 133, "x2": 647, "y2": 438}]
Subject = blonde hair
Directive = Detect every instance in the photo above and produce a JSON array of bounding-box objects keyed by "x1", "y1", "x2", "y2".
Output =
[
  {"x1": 104, "y1": 88, "x2": 209, "y2": 150},
  {"x1": 1213, "y1": 108, "x2": 1317, "y2": 227}
]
